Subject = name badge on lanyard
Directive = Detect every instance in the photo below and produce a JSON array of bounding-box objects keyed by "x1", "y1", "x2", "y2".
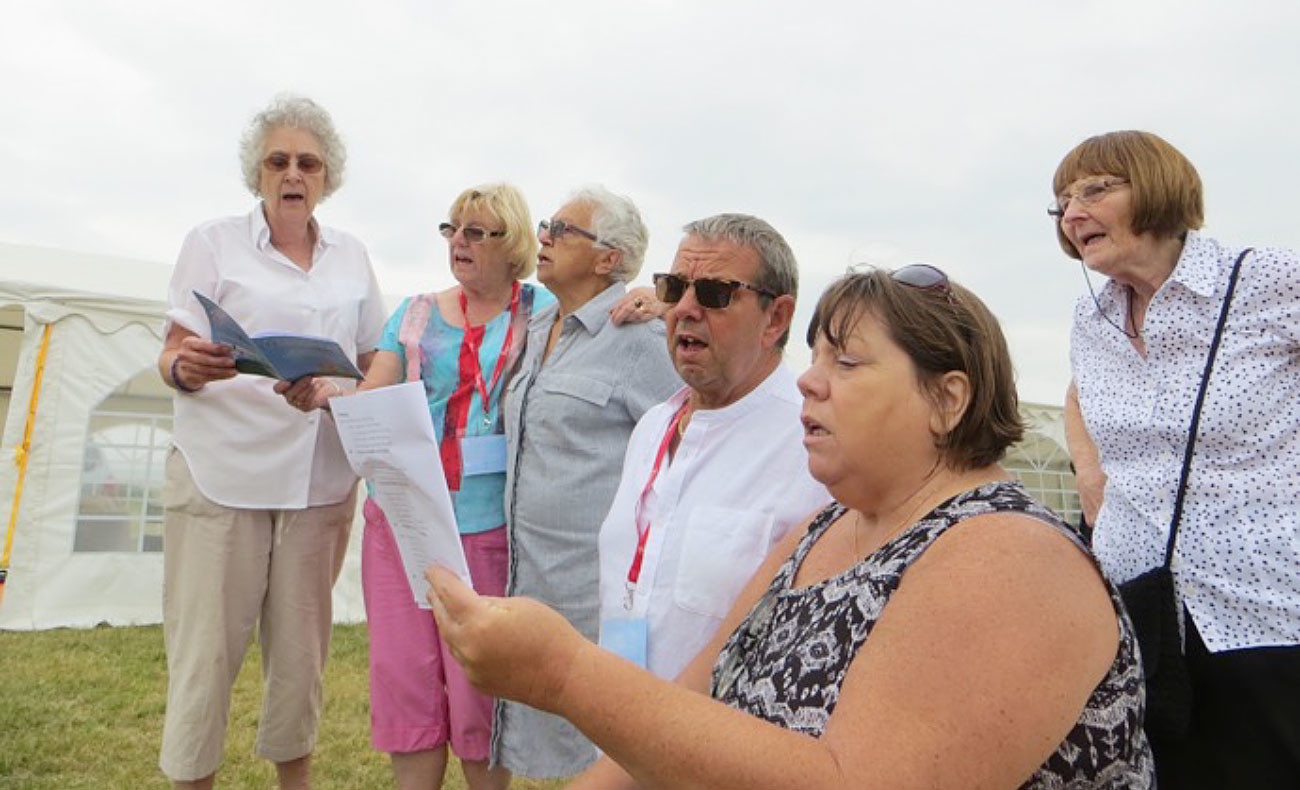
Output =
[
  {"x1": 460, "y1": 433, "x2": 507, "y2": 476},
  {"x1": 599, "y1": 616, "x2": 649, "y2": 668},
  {"x1": 459, "y1": 282, "x2": 520, "y2": 431},
  {"x1": 602, "y1": 402, "x2": 690, "y2": 669}
]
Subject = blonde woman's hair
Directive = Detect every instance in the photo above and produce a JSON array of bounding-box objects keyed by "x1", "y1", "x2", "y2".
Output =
[{"x1": 448, "y1": 183, "x2": 539, "y2": 279}]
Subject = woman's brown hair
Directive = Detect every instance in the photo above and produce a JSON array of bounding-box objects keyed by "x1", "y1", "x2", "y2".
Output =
[
  {"x1": 806, "y1": 269, "x2": 1024, "y2": 470},
  {"x1": 1051, "y1": 130, "x2": 1204, "y2": 259}
]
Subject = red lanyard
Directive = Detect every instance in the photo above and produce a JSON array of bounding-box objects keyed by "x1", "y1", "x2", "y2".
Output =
[
  {"x1": 627, "y1": 401, "x2": 691, "y2": 593},
  {"x1": 458, "y1": 281, "x2": 520, "y2": 422}
]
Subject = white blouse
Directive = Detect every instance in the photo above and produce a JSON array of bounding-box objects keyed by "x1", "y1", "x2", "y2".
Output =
[
  {"x1": 1071, "y1": 230, "x2": 1300, "y2": 652},
  {"x1": 165, "y1": 205, "x2": 387, "y2": 509}
]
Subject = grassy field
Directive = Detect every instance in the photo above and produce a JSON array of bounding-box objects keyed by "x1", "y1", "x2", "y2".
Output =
[{"x1": 0, "y1": 623, "x2": 567, "y2": 789}]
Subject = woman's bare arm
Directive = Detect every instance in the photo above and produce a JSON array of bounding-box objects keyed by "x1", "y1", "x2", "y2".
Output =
[
  {"x1": 566, "y1": 517, "x2": 814, "y2": 789},
  {"x1": 429, "y1": 511, "x2": 1118, "y2": 789},
  {"x1": 1064, "y1": 381, "x2": 1105, "y2": 525}
]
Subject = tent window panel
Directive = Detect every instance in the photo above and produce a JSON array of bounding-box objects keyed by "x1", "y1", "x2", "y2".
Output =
[
  {"x1": 74, "y1": 516, "x2": 143, "y2": 552},
  {"x1": 1, "y1": 309, "x2": 22, "y2": 438},
  {"x1": 74, "y1": 367, "x2": 173, "y2": 553},
  {"x1": 1002, "y1": 434, "x2": 1083, "y2": 530},
  {"x1": 1019, "y1": 469, "x2": 1045, "y2": 492},
  {"x1": 143, "y1": 520, "x2": 163, "y2": 552}
]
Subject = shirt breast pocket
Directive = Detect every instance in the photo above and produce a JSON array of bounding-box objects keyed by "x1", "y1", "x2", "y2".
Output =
[
  {"x1": 673, "y1": 506, "x2": 775, "y2": 620},
  {"x1": 542, "y1": 373, "x2": 613, "y2": 405},
  {"x1": 532, "y1": 373, "x2": 614, "y2": 450}
]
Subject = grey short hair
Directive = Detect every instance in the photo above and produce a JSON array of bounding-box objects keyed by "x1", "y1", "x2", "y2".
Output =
[
  {"x1": 567, "y1": 185, "x2": 649, "y2": 282},
  {"x1": 681, "y1": 213, "x2": 799, "y2": 346},
  {"x1": 239, "y1": 94, "x2": 346, "y2": 200}
]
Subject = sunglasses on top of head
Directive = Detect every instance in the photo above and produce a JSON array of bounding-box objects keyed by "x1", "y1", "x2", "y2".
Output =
[
  {"x1": 438, "y1": 222, "x2": 505, "y2": 243},
  {"x1": 262, "y1": 153, "x2": 324, "y2": 174},
  {"x1": 890, "y1": 263, "x2": 951, "y2": 294},
  {"x1": 652, "y1": 273, "x2": 779, "y2": 310}
]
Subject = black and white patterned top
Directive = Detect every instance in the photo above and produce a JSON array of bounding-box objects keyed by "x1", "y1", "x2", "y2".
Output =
[
  {"x1": 1071, "y1": 231, "x2": 1300, "y2": 652},
  {"x1": 710, "y1": 481, "x2": 1154, "y2": 789}
]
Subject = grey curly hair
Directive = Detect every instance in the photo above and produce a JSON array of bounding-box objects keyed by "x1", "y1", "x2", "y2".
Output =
[
  {"x1": 239, "y1": 94, "x2": 346, "y2": 200},
  {"x1": 566, "y1": 185, "x2": 650, "y2": 282}
]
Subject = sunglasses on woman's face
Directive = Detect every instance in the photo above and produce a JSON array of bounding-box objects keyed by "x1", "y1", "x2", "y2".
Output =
[
  {"x1": 262, "y1": 152, "x2": 324, "y2": 174},
  {"x1": 438, "y1": 222, "x2": 505, "y2": 243},
  {"x1": 652, "y1": 272, "x2": 778, "y2": 309},
  {"x1": 538, "y1": 218, "x2": 600, "y2": 244},
  {"x1": 890, "y1": 263, "x2": 951, "y2": 294}
]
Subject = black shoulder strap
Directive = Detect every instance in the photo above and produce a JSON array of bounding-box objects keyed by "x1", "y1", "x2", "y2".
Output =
[{"x1": 1162, "y1": 247, "x2": 1253, "y2": 567}]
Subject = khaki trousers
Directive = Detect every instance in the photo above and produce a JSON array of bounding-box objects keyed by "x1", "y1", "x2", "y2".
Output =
[{"x1": 158, "y1": 449, "x2": 355, "y2": 781}]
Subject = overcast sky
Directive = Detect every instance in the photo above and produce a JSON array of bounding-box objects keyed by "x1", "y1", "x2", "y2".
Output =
[{"x1": 2, "y1": 1, "x2": 1298, "y2": 404}]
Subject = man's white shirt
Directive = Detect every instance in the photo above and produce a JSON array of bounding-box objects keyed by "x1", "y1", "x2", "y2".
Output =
[{"x1": 597, "y1": 364, "x2": 832, "y2": 680}]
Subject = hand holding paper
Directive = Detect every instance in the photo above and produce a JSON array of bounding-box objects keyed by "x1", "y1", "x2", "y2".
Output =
[{"x1": 426, "y1": 565, "x2": 587, "y2": 710}]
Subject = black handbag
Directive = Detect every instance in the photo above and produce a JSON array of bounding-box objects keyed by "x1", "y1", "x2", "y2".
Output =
[
  {"x1": 1119, "y1": 565, "x2": 1191, "y2": 740},
  {"x1": 1117, "y1": 247, "x2": 1251, "y2": 742}
]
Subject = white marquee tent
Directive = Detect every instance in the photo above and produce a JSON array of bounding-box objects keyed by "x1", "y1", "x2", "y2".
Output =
[
  {"x1": 0, "y1": 240, "x2": 1079, "y2": 631},
  {"x1": 0, "y1": 241, "x2": 367, "y2": 630}
]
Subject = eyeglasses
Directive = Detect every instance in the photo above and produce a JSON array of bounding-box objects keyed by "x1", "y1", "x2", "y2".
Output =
[
  {"x1": 439, "y1": 222, "x2": 505, "y2": 243},
  {"x1": 262, "y1": 153, "x2": 324, "y2": 174},
  {"x1": 1047, "y1": 177, "x2": 1128, "y2": 219},
  {"x1": 652, "y1": 272, "x2": 778, "y2": 309},
  {"x1": 891, "y1": 263, "x2": 951, "y2": 294},
  {"x1": 538, "y1": 218, "x2": 601, "y2": 244}
]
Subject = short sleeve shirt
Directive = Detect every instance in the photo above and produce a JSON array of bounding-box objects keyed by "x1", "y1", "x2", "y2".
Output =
[{"x1": 377, "y1": 284, "x2": 555, "y2": 533}]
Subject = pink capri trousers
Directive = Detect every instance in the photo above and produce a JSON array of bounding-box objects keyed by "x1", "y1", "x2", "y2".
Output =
[{"x1": 362, "y1": 497, "x2": 507, "y2": 758}]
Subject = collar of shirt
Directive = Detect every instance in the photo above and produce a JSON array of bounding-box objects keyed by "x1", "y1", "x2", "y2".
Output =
[
  {"x1": 667, "y1": 361, "x2": 798, "y2": 430},
  {"x1": 249, "y1": 202, "x2": 335, "y2": 256},
  {"x1": 1090, "y1": 230, "x2": 1222, "y2": 320},
  {"x1": 1166, "y1": 230, "x2": 1225, "y2": 299},
  {"x1": 568, "y1": 280, "x2": 627, "y2": 335},
  {"x1": 527, "y1": 281, "x2": 627, "y2": 339}
]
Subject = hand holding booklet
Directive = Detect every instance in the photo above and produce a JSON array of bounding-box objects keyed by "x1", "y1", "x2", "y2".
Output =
[
  {"x1": 194, "y1": 291, "x2": 363, "y2": 381},
  {"x1": 330, "y1": 382, "x2": 471, "y2": 606}
]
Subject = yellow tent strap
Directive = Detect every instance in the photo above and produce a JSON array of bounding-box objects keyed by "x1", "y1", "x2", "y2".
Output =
[{"x1": 2, "y1": 322, "x2": 53, "y2": 590}]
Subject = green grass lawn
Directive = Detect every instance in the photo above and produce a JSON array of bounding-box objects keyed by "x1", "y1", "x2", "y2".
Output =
[{"x1": 0, "y1": 623, "x2": 566, "y2": 789}]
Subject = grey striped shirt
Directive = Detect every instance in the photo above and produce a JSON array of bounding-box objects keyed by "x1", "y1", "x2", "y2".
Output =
[{"x1": 493, "y1": 282, "x2": 681, "y2": 777}]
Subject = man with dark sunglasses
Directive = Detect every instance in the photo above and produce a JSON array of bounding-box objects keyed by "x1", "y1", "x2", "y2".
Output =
[{"x1": 595, "y1": 213, "x2": 831, "y2": 683}]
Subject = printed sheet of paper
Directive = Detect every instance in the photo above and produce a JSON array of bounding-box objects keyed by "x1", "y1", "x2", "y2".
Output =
[{"x1": 330, "y1": 382, "x2": 470, "y2": 607}]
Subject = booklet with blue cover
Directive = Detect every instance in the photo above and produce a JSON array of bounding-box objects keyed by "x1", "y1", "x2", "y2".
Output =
[{"x1": 194, "y1": 292, "x2": 364, "y2": 381}]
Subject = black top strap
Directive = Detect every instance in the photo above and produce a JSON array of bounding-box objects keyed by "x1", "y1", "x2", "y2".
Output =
[{"x1": 1162, "y1": 247, "x2": 1253, "y2": 567}]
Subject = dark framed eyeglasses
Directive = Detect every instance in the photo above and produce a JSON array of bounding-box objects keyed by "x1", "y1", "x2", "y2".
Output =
[
  {"x1": 652, "y1": 272, "x2": 778, "y2": 310},
  {"x1": 262, "y1": 152, "x2": 324, "y2": 174},
  {"x1": 1047, "y1": 177, "x2": 1128, "y2": 219},
  {"x1": 891, "y1": 263, "x2": 951, "y2": 295},
  {"x1": 439, "y1": 222, "x2": 505, "y2": 243},
  {"x1": 538, "y1": 218, "x2": 601, "y2": 245}
]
